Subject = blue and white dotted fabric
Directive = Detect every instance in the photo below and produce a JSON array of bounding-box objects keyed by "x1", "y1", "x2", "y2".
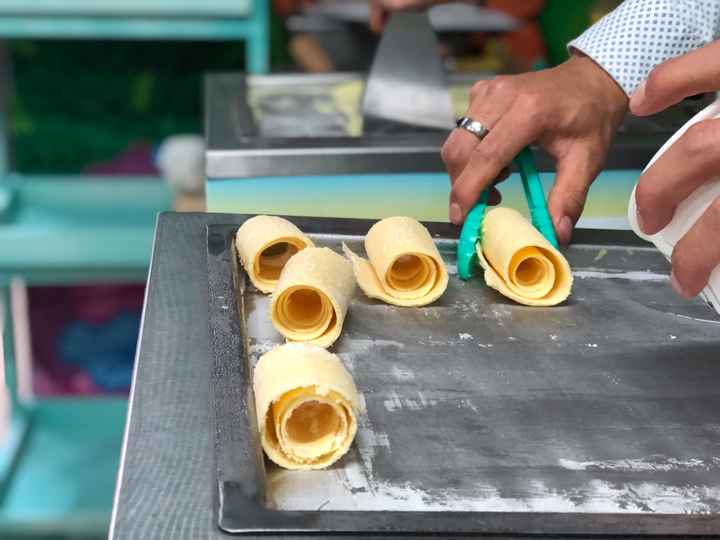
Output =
[{"x1": 568, "y1": 0, "x2": 720, "y2": 95}]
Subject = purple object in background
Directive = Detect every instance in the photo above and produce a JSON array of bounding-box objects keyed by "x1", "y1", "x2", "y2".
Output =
[
  {"x1": 30, "y1": 141, "x2": 157, "y2": 396},
  {"x1": 30, "y1": 284, "x2": 146, "y2": 396},
  {"x1": 84, "y1": 141, "x2": 158, "y2": 176}
]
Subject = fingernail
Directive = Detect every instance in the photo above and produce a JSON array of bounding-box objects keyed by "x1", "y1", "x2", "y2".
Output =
[
  {"x1": 449, "y1": 202, "x2": 463, "y2": 225},
  {"x1": 558, "y1": 216, "x2": 573, "y2": 245},
  {"x1": 630, "y1": 80, "x2": 647, "y2": 113},
  {"x1": 636, "y1": 208, "x2": 648, "y2": 234},
  {"x1": 670, "y1": 271, "x2": 690, "y2": 298}
]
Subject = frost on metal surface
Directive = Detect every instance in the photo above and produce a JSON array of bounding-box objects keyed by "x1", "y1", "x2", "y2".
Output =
[{"x1": 239, "y1": 235, "x2": 720, "y2": 515}]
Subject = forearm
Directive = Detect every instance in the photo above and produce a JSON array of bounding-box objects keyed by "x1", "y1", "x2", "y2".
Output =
[{"x1": 568, "y1": 0, "x2": 720, "y2": 95}]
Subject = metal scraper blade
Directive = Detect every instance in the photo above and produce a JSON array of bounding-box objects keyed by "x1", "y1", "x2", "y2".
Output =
[{"x1": 362, "y1": 11, "x2": 454, "y2": 132}]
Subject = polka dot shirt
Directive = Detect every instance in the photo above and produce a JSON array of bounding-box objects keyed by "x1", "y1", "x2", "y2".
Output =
[{"x1": 568, "y1": 0, "x2": 720, "y2": 95}]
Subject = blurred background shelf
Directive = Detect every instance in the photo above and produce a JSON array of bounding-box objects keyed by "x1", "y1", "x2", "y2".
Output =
[
  {"x1": 0, "y1": 399, "x2": 126, "y2": 540},
  {"x1": 0, "y1": 177, "x2": 171, "y2": 286},
  {"x1": 0, "y1": 2, "x2": 269, "y2": 539},
  {"x1": 0, "y1": 0, "x2": 268, "y2": 72}
]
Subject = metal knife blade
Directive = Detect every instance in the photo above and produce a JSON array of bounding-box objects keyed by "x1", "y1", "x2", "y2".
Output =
[{"x1": 362, "y1": 11, "x2": 454, "y2": 132}]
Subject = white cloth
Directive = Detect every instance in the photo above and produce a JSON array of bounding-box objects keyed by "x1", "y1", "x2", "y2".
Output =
[{"x1": 569, "y1": 0, "x2": 720, "y2": 95}]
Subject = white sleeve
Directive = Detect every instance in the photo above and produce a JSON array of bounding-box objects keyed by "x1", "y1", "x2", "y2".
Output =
[{"x1": 568, "y1": 0, "x2": 720, "y2": 96}]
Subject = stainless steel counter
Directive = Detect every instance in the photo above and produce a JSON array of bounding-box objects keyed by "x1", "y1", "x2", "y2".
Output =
[{"x1": 205, "y1": 72, "x2": 714, "y2": 179}]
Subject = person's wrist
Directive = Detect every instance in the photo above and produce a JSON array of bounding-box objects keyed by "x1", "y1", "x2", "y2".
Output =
[{"x1": 564, "y1": 53, "x2": 629, "y2": 123}]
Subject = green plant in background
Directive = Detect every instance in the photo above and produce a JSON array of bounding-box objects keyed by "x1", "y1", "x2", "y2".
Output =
[
  {"x1": 10, "y1": 39, "x2": 248, "y2": 174},
  {"x1": 130, "y1": 70, "x2": 156, "y2": 114},
  {"x1": 539, "y1": 0, "x2": 621, "y2": 67}
]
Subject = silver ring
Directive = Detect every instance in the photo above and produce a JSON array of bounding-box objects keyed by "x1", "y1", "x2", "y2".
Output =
[{"x1": 456, "y1": 116, "x2": 489, "y2": 140}]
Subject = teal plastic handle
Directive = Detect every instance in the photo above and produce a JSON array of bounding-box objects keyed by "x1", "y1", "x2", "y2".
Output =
[
  {"x1": 456, "y1": 146, "x2": 558, "y2": 280},
  {"x1": 457, "y1": 189, "x2": 488, "y2": 280},
  {"x1": 515, "y1": 147, "x2": 559, "y2": 249}
]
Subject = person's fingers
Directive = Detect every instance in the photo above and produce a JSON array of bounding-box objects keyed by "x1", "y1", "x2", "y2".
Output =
[
  {"x1": 495, "y1": 166, "x2": 510, "y2": 183},
  {"x1": 442, "y1": 78, "x2": 514, "y2": 184},
  {"x1": 442, "y1": 81, "x2": 490, "y2": 182},
  {"x1": 447, "y1": 167, "x2": 507, "y2": 220},
  {"x1": 448, "y1": 186, "x2": 502, "y2": 222},
  {"x1": 370, "y1": 0, "x2": 438, "y2": 30},
  {"x1": 670, "y1": 197, "x2": 720, "y2": 298},
  {"x1": 450, "y1": 102, "x2": 543, "y2": 223},
  {"x1": 630, "y1": 40, "x2": 720, "y2": 116},
  {"x1": 546, "y1": 146, "x2": 601, "y2": 246},
  {"x1": 468, "y1": 78, "x2": 490, "y2": 102},
  {"x1": 635, "y1": 118, "x2": 720, "y2": 235},
  {"x1": 369, "y1": 0, "x2": 386, "y2": 33},
  {"x1": 385, "y1": 0, "x2": 438, "y2": 9}
]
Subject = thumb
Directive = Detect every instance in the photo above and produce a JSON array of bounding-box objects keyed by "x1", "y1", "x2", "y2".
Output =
[
  {"x1": 630, "y1": 40, "x2": 720, "y2": 116},
  {"x1": 547, "y1": 148, "x2": 599, "y2": 246}
]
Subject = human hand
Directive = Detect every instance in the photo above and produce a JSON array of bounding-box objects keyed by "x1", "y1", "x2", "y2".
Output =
[
  {"x1": 630, "y1": 40, "x2": 720, "y2": 299},
  {"x1": 369, "y1": 0, "x2": 453, "y2": 33},
  {"x1": 443, "y1": 54, "x2": 628, "y2": 245}
]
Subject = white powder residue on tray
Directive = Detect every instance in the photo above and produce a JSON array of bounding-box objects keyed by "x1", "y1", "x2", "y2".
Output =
[
  {"x1": 355, "y1": 393, "x2": 391, "y2": 473},
  {"x1": 572, "y1": 270, "x2": 668, "y2": 282},
  {"x1": 265, "y1": 390, "x2": 720, "y2": 515},
  {"x1": 559, "y1": 457, "x2": 720, "y2": 473},
  {"x1": 453, "y1": 300, "x2": 482, "y2": 318},
  {"x1": 458, "y1": 333, "x2": 474, "y2": 341},
  {"x1": 245, "y1": 295, "x2": 280, "y2": 341},
  {"x1": 417, "y1": 392, "x2": 438, "y2": 408},
  {"x1": 421, "y1": 336, "x2": 455, "y2": 347},
  {"x1": 248, "y1": 340, "x2": 278, "y2": 359},
  {"x1": 491, "y1": 305, "x2": 513, "y2": 319},
  {"x1": 384, "y1": 390, "x2": 438, "y2": 412},
  {"x1": 391, "y1": 365, "x2": 415, "y2": 381},
  {"x1": 349, "y1": 338, "x2": 407, "y2": 352},
  {"x1": 672, "y1": 313, "x2": 720, "y2": 326},
  {"x1": 404, "y1": 399, "x2": 422, "y2": 411},
  {"x1": 420, "y1": 307, "x2": 444, "y2": 320},
  {"x1": 460, "y1": 399, "x2": 479, "y2": 414},
  {"x1": 383, "y1": 391, "x2": 403, "y2": 412},
  {"x1": 269, "y1": 471, "x2": 720, "y2": 514}
]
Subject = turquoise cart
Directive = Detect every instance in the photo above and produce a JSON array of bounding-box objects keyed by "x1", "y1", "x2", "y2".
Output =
[
  {"x1": 0, "y1": 2, "x2": 269, "y2": 537},
  {"x1": 0, "y1": 0, "x2": 269, "y2": 73}
]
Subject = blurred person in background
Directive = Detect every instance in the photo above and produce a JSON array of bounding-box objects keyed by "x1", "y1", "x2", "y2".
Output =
[{"x1": 371, "y1": 0, "x2": 547, "y2": 72}]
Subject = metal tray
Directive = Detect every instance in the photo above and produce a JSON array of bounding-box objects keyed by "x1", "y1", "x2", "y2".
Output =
[{"x1": 207, "y1": 216, "x2": 720, "y2": 536}]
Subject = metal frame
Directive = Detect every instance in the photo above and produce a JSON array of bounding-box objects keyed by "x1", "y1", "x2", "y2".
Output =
[{"x1": 208, "y1": 216, "x2": 720, "y2": 537}]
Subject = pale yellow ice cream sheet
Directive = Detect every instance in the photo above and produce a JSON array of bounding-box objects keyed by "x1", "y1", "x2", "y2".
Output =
[
  {"x1": 343, "y1": 216, "x2": 448, "y2": 307},
  {"x1": 235, "y1": 215, "x2": 314, "y2": 294},
  {"x1": 271, "y1": 247, "x2": 355, "y2": 348},
  {"x1": 331, "y1": 80, "x2": 364, "y2": 137},
  {"x1": 254, "y1": 343, "x2": 359, "y2": 470},
  {"x1": 329, "y1": 80, "x2": 471, "y2": 137},
  {"x1": 477, "y1": 208, "x2": 572, "y2": 307}
]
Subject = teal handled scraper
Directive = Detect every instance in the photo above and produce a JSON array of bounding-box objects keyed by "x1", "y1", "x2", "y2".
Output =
[{"x1": 457, "y1": 146, "x2": 559, "y2": 280}]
